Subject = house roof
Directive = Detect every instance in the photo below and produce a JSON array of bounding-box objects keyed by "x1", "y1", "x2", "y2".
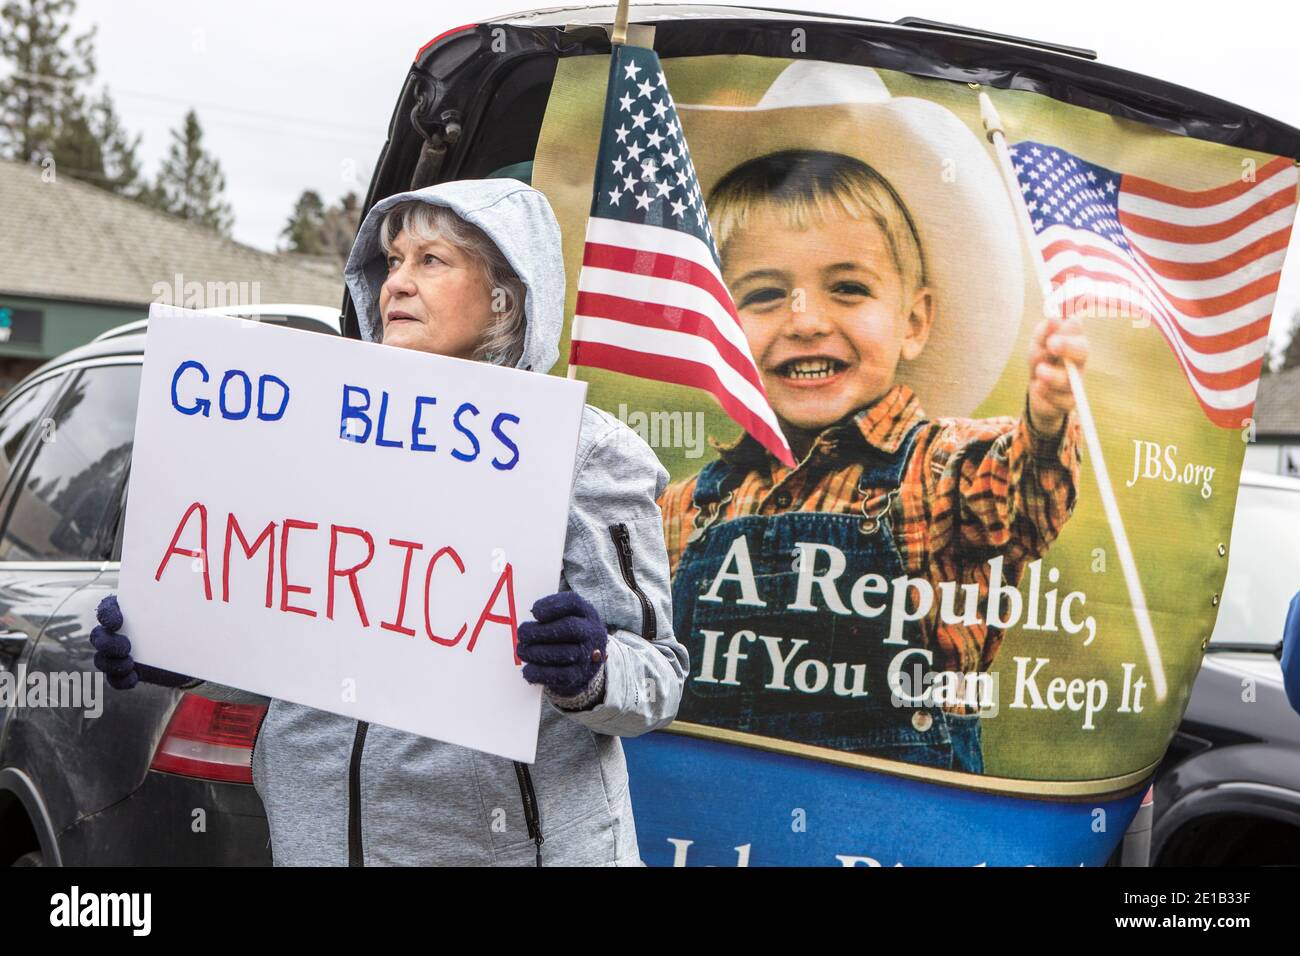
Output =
[
  {"x1": 1256, "y1": 365, "x2": 1300, "y2": 437},
  {"x1": 0, "y1": 158, "x2": 342, "y2": 309}
]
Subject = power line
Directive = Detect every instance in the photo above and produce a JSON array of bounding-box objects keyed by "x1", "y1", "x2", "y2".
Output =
[
  {"x1": 111, "y1": 85, "x2": 381, "y2": 137},
  {"x1": 0, "y1": 66, "x2": 383, "y2": 137},
  {"x1": 113, "y1": 98, "x2": 379, "y2": 150},
  {"x1": 1, "y1": 60, "x2": 374, "y2": 244},
  {"x1": 1, "y1": 77, "x2": 380, "y2": 150}
]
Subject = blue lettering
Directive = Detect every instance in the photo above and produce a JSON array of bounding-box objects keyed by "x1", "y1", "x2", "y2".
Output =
[
  {"x1": 375, "y1": 391, "x2": 404, "y2": 448},
  {"x1": 411, "y1": 396, "x2": 437, "y2": 452},
  {"x1": 490, "y1": 413, "x2": 521, "y2": 471},
  {"x1": 257, "y1": 375, "x2": 290, "y2": 421},
  {"x1": 171, "y1": 360, "x2": 211, "y2": 417},
  {"x1": 340, "y1": 385, "x2": 372, "y2": 443},
  {"x1": 219, "y1": 369, "x2": 252, "y2": 420},
  {"x1": 451, "y1": 402, "x2": 480, "y2": 462}
]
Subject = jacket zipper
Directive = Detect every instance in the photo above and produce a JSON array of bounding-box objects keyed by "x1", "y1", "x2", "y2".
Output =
[
  {"x1": 337, "y1": 525, "x2": 651, "y2": 867},
  {"x1": 610, "y1": 523, "x2": 656, "y2": 641},
  {"x1": 246, "y1": 707, "x2": 272, "y2": 856},
  {"x1": 247, "y1": 708, "x2": 269, "y2": 773},
  {"x1": 512, "y1": 760, "x2": 544, "y2": 866},
  {"x1": 504, "y1": 524, "x2": 653, "y2": 868},
  {"x1": 347, "y1": 719, "x2": 369, "y2": 866}
]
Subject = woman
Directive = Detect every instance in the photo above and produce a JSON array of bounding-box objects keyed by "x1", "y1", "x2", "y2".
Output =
[{"x1": 90, "y1": 178, "x2": 688, "y2": 865}]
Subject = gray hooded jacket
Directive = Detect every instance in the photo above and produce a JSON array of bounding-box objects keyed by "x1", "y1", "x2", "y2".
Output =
[{"x1": 186, "y1": 179, "x2": 687, "y2": 865}]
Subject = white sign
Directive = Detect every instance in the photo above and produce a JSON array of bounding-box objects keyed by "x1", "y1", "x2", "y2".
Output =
[{"x1": 118, "y1": 304, "x2": 587, "y2": 762}]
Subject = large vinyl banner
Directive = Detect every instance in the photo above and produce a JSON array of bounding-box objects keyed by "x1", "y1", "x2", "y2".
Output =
[{"x1": 531, "y1": 51, "x2": 1299, "y2": 865}]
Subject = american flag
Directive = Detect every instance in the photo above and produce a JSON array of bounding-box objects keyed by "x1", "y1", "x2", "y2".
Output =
[
  {"x1": 1010, "y1": 140, "x2": 1298, "y2": 428},
  {"x1": 568, "y1": 44, "x2": 794, "y2": 466}
]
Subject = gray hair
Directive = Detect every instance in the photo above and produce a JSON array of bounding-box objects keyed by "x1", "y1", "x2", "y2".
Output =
[{"x1": 378, "y1": 200, "x2": 527, "y2": 368}]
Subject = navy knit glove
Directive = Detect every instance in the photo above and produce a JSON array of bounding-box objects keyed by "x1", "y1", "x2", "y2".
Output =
[
  {"x1": 90, "y1": 594, "x2": 196, "y2": 691},
  {"x1": 1283, "y1": 590, "x2": 1300, "y2": 716},
  {"x1": 517, "y1": 591, "x2": 608, "y2": 708}
]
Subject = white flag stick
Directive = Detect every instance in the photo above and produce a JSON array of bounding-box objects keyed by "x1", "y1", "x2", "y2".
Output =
[
  {"x1": 569, "y1": 0, "x2": 630, "y2": 382},
  {"x1": 611, "y1": 0, "x2": 630, "y2": 46},
  {"x1": 979, "y1": 91, "x2": 1167, "y2": 702}
]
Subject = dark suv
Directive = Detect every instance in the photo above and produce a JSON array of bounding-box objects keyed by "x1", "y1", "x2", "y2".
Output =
[
  {"x1": 1149, "y1": 471, "x2": 1300, "y2": 865},
  {"x1": 0, "y1": 311, "x2": 337, "y2": 865}
]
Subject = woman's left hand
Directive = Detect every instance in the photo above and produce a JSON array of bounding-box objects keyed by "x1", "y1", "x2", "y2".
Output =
[{"x1": 517, "y1": 591, "x2": 608, "y2": 698}]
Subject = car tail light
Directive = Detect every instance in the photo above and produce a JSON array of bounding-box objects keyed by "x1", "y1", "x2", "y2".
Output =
[{"x1": 150, "y1": 695, "x2": 267, "y2": 784}]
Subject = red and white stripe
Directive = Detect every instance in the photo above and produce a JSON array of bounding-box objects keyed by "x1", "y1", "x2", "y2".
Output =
[
  {"x1": 1040, "y1": 156, "x2": 1297, "y2": 428},
  {"x1": 570, "y1": 217, "x2": 794, "y2": 464}
]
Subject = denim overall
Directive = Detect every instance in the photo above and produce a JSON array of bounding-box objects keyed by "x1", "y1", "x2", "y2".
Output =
[{"x1": 671, "y1": 423, "x2": 984, "y2": 773}]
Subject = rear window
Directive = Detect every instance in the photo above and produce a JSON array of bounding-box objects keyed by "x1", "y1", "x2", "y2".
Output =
[
  {"x1": 0, "y1": 375, "x2": 63, "y2": 495},
  {"x1": 1211, "y1": 481, "x2": 1300, "y2": 647},
  {"x1": 0, "y1": 364, "x2": 141, "y2": 561}
]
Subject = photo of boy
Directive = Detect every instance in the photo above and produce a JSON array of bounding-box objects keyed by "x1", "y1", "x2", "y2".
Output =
[{"x1": 658, "y1": 62, "x2": 1088, "y2": 775}]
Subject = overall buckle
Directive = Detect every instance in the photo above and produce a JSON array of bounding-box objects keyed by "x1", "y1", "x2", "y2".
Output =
[{"x1": 858, "y1": 486, "x2": 898, "y2": 535}]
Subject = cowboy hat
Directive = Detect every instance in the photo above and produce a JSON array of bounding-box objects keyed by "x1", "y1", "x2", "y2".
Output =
[{"x1": 676, "y1": 59, "x2": 1025, "y2": 419}]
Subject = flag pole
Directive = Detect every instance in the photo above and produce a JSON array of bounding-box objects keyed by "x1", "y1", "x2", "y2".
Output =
[
  {"x1": 567, "y1": 2, "x2": 632, "y2": 382},
  {"x1": 611, "y1": 0, "x2": 630, "y2": 46},
  {"x1": 978, "y1": 90, "x2": 1168, "y2": 702}
]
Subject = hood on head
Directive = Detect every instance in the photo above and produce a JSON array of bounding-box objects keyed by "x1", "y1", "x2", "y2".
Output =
[{"x1": 343, "y1": 178, "x2": 564, "y2": 375}]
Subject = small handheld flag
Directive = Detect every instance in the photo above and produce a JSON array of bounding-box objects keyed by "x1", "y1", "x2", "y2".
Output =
[
  {"x1": 1009, "y1": 140, "x2": 1297, "y2": 428},
  {"x1": 567, "y1": 43, "x2": 796, "y2": 467}
]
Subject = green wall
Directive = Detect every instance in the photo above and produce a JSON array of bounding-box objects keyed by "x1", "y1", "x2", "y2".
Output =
[{"x1": 0, "y1": 293, "x2": 144, "y2": 359}]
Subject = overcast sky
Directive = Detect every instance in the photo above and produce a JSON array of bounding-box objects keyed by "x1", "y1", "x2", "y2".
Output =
[{"x1": 67, "y1": 0, "x2": 1300, "y2": 345}]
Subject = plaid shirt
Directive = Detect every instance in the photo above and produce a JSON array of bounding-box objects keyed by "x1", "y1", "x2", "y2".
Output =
[{"x1": 659, "y1": 384, "x2": 1082, "y2": 706}]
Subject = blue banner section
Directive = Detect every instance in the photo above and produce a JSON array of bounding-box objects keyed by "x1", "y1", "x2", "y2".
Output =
[{"x1": 625, "y1": 731, "x2": 1148, "y2": 866}]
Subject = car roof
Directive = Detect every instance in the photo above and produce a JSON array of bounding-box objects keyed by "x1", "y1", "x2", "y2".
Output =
[
  {"x1": 21, "y1": 328, "x2": 147, "y2": 375},
  {"x1": 486, "y1": 4, "x2": 1099, "y2": 57},
  {"x1": 492, "y1": 3, "x2": 858, "y2": 25},
  {"x1": 1240, "y1": 469, "x2": 1300, "y2": 492},
  {"x1": 91, "y1": 303, "x2": 343, "y2": 343},
  {"x1": 3, "y1": 305, "x2": 343, "y2": 397}
]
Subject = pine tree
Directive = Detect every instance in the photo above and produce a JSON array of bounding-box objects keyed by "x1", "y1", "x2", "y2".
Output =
[
  {"x1": 281, "y1": 190, "x2": 362, "y2": 265},
  {"x1": 148, "y1": 108, "x2": 234, "y2": 236},
  {"x1": 22, "y1": 85, "x2": 142, "y2": 194},
  {"x1": 49, "y1": 88, "x2": 103, "y2": 181},
  {"x1": 281, "y1": 190, "x2": 327, "y2": 254},
  {"x1": 0, "y1": 0, "x2": 140, "y2": 195},
  {"x1": 90, "y1": 87, "x2": 142, "y2": 196},
  {"x1": 319, "y1": 191, "x2": 362, "y2": 264},
  {"x1": 0, "y1": 0, "x2": 95, "y2": 163},
  {"x1": 1281, "y1": 312, "x2": 1300, "y2": 372}
]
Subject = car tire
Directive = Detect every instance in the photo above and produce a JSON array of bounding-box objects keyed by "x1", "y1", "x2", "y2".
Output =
[{"x1": 11, "y1": 850, "x2": 43, "y2": 867}]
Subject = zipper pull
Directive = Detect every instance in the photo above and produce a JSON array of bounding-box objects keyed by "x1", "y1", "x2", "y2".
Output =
[{"x1": 613, "y1": 522, "x2": 632, "y2": 559}]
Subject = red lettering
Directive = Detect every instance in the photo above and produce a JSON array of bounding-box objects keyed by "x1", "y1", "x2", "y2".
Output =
[
  {"x1": 422, "y1": 546, "x2": 467, "y2": 646},
  {"x1": 328, "y1": 525, "x2": 375, "y2": 626},
  {"x1": 279, "y1": 518, "x2": 319, "y2": 617},
  {"x1": 154, "y1": 501, "x2": 212, "y2": 600},
  {"x1": 468, "y1": 562, "x2": 519, "y2": 663},
  {"x1": 156, "y1": 505, "x2": 524, "y2": 662},
  {"x1": 223, "y1": 514, "x2": 276, "y2": 607},
  {"x1": 380, "y1": 538, "x2": 423, "y2": 636}
]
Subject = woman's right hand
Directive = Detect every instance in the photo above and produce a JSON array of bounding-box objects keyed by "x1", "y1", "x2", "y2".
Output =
[{"x1": 90, "y1": 594, "x2": 194, "y2": 690}]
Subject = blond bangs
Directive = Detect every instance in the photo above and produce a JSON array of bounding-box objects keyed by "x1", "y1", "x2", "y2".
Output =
[{"x1": 709, "y1": 151, "x2": 925, "y2": 299}]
